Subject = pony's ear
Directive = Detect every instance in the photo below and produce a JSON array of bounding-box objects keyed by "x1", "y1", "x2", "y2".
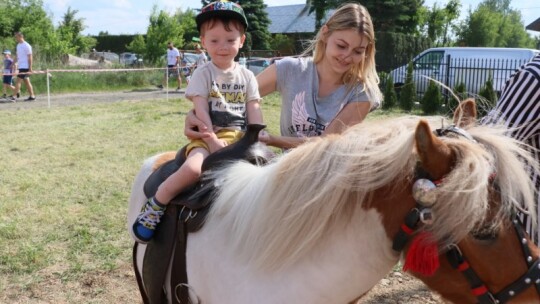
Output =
[
  {"x1": 415, "y1": 120, "x2": 455, "y2": 180},
  {"x1": 453, "y1": 98, "x2": 477, "y2": 128}
]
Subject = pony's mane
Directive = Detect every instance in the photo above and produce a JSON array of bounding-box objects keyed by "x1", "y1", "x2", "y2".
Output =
[{"x1": 205, "y1": 116, "x2": 537, "y2": 270}]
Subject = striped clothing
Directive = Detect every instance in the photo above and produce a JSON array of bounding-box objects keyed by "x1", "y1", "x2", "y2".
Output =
[{"x1": 481, "y1": 54, "x2": 540, "y2": 244}]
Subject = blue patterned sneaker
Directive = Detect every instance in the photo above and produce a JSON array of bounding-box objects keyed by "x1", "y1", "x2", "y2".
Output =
[{"x1": 132, "y1": 197, "x2": 166, "y2": 243}]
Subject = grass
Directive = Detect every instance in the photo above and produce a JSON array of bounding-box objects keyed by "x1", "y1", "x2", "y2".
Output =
[{"x1": 0, "y1": 90, "x2": 421, "y2": 302}]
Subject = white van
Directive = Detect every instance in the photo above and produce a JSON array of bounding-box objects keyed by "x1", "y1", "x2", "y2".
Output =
[{"x1": 390, "y1": 47, "x2": 540, "y2": 97}]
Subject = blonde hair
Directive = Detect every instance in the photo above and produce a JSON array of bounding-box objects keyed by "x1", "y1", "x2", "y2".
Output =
[{"x1": 303, "y1": 3, "x2": 382, "y2": 104}]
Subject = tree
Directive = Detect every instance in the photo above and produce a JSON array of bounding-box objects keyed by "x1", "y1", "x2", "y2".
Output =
[
  {"x1": 421, "y1": 0, "x2": 461, "y2": 46},
  {"x1": 383, "y1": 74, "x2": 398, "y2": 109},
  {"x1": 144, "y1": 6, "x2": 185, "y2": 64},
  {"x1": 56, "y1": 7, "x2": 96, "y2": 54},
  {"x1": 455, "y1": 0, "x2": 536, "y2": 48},
  {"x1": 238, "y1": 0, "x2": 271, "y2": 51},
  {"x1": 399, "y1": 61, "x2": 416, "y2": 111},
  {"x1": 362, "y1": 0, "x2": 423, "y2": 34},
  {"x1": 126, "y1": 35, "x2": 146, "y2": 56}
]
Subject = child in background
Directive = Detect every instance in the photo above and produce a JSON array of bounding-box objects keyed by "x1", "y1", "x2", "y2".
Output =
[
  {"x1": 132, "y1": 0, "x2": 264, "y2": 243},
  {"x1": 2, "y1": 50, "x2": 16, "y2": 101}
]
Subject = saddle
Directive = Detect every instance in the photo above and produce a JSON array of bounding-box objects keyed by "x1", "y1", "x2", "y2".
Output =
[{"x1": 133, "y1": 124, "x2": 272, "y2": 304}]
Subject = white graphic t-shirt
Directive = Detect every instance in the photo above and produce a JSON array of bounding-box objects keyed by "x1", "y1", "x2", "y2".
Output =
[
  {"x1": 185, "y1": 62, "x2": 260, "y2": 131},
  {"x1": 276, "y1": 57, "x2": 376, "y2": 138}
]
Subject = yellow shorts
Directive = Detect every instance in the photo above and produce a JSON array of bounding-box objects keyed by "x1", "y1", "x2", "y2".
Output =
[{"x1": 185, "y1": 129, "x2": 244, "y2": 157}]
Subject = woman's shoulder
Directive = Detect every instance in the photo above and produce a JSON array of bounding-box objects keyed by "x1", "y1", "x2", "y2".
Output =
[{"x1": 276, "y1": 56, "x2": 313, "y2": 72}]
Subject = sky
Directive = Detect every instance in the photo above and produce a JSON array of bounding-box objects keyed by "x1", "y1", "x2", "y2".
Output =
[{"x1": 42, "y1": 0, "x2": 540, "y2": 37}]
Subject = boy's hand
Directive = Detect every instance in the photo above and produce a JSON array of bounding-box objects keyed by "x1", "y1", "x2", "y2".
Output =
[
  {"x1": 204, "y1": 132, "x2": 228, "y2": 153},
  {"x1": 258, "y1": 130, "x2": 270, "y2": 144}
]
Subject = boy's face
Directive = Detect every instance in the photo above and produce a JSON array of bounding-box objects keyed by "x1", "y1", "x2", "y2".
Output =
[{"x1": 201, "y1": 21, "x2": 245, "y2": 69}]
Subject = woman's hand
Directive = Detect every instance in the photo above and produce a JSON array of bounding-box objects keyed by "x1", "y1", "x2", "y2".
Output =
[{"x1": 184, "y1": 109, "x2": 211, "y2": 140}]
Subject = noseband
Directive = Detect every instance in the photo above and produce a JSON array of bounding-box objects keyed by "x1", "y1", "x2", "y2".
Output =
[{"x1": 392, "y1": 125, "x2": 540, "y2": 304}]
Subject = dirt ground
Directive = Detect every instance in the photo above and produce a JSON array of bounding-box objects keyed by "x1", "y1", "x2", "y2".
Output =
[{"x1": 0, "y1": 89, "x2": 445, "y2": 303}]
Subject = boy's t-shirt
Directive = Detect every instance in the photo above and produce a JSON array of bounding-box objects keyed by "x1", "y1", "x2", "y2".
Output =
[
  {"x1": 275, "y1": 57, "x2": 376, "y2": 138},
  {"x1": 186, "y1": 62, "x2": 260, "y2": 131},
  {"x1": 3, "y1": 57, "x2": 13, "y2": 74}
]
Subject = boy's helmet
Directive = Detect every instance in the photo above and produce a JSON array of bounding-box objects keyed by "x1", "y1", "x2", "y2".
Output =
[{"x1": 196, "y1": 1, "x2": 248, "y2": 32}]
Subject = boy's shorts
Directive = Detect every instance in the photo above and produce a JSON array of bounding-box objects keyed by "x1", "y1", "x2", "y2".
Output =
[
  {"x1": 166, "y1": 65, "x2": 180, "y2": 78},
  {"x1": 186, "y1": 129, "x2": 244, "y2": 157},
  {"x1": 2, "y1": 75, "x2": 12, "y2": 85},
  {"x1": 17, "y1": 68, "x2": 30, "y2": 79}
]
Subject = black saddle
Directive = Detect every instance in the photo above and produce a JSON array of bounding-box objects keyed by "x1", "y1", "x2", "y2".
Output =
[{"x1": 135, "y1": 124, "x2": 273, "y2": 304}]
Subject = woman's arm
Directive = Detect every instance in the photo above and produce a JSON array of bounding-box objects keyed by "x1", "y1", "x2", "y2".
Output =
[
  {"x1": 184, "y1": 109, "x2": 210, "y2": 140},
  {"x1": 262, "y1": 102, "x2": 371, "y2": 149},
  {"x1": 260, "y1": 134, "x2": 308, "y2": 150},
  {"x1": 256, "y1": 64, "x2": 277, "y2": 98},
  {"x1": 324, "y1": 102, "x2": 371, "y2": 135}
]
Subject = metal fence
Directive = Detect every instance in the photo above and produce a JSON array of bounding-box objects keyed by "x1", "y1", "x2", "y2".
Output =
[{"x1": 388, "y1": 55, "x2": 531, "y2": 101}]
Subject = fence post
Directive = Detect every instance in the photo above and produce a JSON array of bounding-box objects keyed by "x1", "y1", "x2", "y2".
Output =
[
  {"x1": 444, "y1": 54, "x2": 451, "y2": 105},
  {"x1": 46, "y1": 69, "x2": 51, "y2": 108}
]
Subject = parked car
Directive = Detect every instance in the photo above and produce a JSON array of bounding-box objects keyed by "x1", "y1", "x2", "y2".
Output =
[
  {"x1": 390, "y1": 47, "x2": 540, "y2": 97},
  {"x1": 246, "y1": 57, "x2": 274, "y2": 75},
  {"x1": 120, "y1": 52, "x2": 140, "y2": 66},
  {"x1": 183, "y1": 52, "x2": 198, "y2": 67}
]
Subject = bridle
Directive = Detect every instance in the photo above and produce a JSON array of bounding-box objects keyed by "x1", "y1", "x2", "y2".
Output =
[{"x1": 392, "y1": 125, "x2": 540, "y2": 304}]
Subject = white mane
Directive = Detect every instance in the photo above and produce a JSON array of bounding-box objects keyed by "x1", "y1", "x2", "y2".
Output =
[{"x1": 204, "y1": 116, "x2": 537, "y2": 271}]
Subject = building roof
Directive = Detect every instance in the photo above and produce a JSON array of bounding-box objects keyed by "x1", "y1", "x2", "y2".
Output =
[
  {"x1": 526, "y1": 17, "x2": 540, "y2": 32},
  {"x1": 266, "y1": 4, "x2": 334, "y2": 34}
]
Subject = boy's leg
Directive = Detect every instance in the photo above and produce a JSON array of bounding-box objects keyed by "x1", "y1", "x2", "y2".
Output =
[{"x1": 132, "y1": 148, "x2": 209, "y2": 243}]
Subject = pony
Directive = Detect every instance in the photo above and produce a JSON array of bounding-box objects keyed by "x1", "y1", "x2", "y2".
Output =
[{"x1": 127, "y1": 99, "x2": 540, "y2": 303}]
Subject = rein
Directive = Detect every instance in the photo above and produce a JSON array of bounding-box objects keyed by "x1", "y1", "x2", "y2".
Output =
[{"x1": 392, "y1": 125, "x2": 540, "y2": 304}]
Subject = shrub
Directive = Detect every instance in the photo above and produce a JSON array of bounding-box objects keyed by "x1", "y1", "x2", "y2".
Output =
[
  {"x1": 448, "y1": 82, "x2": 467, "y2": 111},
  {"x1": 399, "y1": 61, "x2": 416, "y2": 111},
  {"x1": 383, "y1": 74, "x2": 398, "y2": 109},
  {"x1": 477, "y1": 76, "x2": 497, "y2": 117},
  {"x1": 421, "y1": 80, "x2": 442, "y2": 114}
]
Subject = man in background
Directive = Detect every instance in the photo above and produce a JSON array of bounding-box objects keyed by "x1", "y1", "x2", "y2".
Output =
[
  {"x1": 14, "y1": 32, "x2": 36, "y2": 101},
  {"x1": 157, "y1": 41, "x2": 182, "y2": 91}
]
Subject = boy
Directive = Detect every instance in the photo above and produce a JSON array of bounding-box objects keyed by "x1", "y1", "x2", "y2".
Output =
[
  {"x1": 132, "y1": 0, "x2": 264, "y2": 243},
  {"x1": 2, "y1": 50, "x2": 16, "y2": 101}
]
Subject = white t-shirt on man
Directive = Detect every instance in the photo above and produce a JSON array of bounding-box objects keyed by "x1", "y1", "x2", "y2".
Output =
[
  {"x1": 166, "y1": 47, "x2": 181, "y2": 66},
  {"x1": 16, "y1": 41, "x2": 32, "y2": 69}
]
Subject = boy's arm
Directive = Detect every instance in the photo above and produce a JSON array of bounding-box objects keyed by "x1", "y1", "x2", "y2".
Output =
[
  {"x1": 191, "y1": 96, "x2": 226, "y2": 153},
  {"x1": 246, "y1": 100, "x2": 264, "y2": 125}
]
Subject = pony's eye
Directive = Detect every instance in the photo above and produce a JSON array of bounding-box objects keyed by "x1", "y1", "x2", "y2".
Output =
[{"x1": 471, "y1": 226, "x2": 498, "y2": 241}]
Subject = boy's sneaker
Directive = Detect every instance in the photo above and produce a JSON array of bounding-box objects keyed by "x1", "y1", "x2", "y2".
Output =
[
  {"x1": 176, "y1": 87, "x2": 181, "y2": 91},
  {"x1": 8, "y1": 96, "x2": 16, "y2": 102},
  {"x1": 24, "y1": 96, "x2": 36, "y2": 101},
  {"x1": 1, "y1": 94, "x2": 6, "y2": 99},
  {"x1": 156, "y1": 84, "x2": 163, "y2": 89},
  {"x1": 16, "y1": 93, "x2": 20, "y2": 98},
  {"x1": 132, "y1": 197, "x2": 166, "y2": 243}
]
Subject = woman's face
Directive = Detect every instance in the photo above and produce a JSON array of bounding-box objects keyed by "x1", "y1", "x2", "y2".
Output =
[{"x1": 323, "y1": 28, "x2": 369, "y2": 75}]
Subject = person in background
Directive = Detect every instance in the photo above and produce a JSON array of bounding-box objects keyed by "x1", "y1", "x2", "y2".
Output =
[
  {"x1": 194, "y1": 44, "x2": 208, "y2": 69},
  {"x1": 184, "y1": 3, "x2": 382, "y2": 150},
  {"x1": 13, "y1": 32, "x2": 36, "y2": 101},
  {"x1": 2, "y1": 50, "x2": 16, "y2": 101},
  {"x1": 132, "y1": 0, "x2": 263, "y2": 243},
  {"x1": 157, "y1": 41, "x2": 182, "y2": 91},
  {"x1": 481, "y1": 53, "x2": 540, "y2": 244}
]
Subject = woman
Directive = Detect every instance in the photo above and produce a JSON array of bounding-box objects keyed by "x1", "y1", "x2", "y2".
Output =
[{"x1": 185, "y1": 3, "x2": 382, "y2": 149}]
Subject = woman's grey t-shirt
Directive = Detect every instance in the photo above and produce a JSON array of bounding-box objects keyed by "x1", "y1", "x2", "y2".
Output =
[{"x1": 275, "y1": 57, "x2": 374, "y2": 138}]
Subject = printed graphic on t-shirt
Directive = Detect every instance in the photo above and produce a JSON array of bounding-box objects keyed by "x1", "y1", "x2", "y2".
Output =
[
  {"x1": 209, "y1": 80, "x2": 246, "y2": 127},
  {"x1": 290, "y1": 91, "x2": 327, "y2": 136}
]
